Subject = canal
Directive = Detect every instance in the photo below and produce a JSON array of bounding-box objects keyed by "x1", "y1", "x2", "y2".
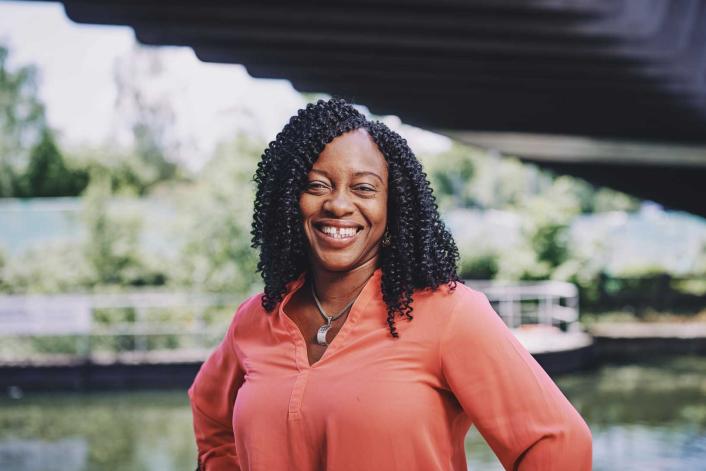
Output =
[{"x1": 1, "y1": 355, "x2": 704, "y2": 470}]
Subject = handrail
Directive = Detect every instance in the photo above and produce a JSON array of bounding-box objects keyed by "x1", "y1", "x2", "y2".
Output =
[
  {"x1": 465, "y1": 279, "x2": 580, "y2": 330},
  {"x1": 0, "y1": 291, "x2": 243, "y2": 360},
  {"x1": 0, "y1": 280, "x2": 580, "y2": 361}
]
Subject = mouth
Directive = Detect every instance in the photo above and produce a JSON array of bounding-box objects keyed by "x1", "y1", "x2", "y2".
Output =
[{"x1": 313, "y1": 223, "x2": 364, "y2": 245}]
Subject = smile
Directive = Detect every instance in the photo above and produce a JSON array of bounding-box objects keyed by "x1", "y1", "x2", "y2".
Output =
[
  {"x1": 313, "y1": 223, "x2": 364, "y2": 246},
  {"x1": 318, "y1": 225, "x2": 360, "y2": 239}
]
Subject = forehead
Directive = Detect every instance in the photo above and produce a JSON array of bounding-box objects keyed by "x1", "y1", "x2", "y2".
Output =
[{"x1": 312, "y1": 128, "x2": 388, "y2": 177}]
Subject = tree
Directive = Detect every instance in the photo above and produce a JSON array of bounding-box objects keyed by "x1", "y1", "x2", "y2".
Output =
[
  {"x1": 18, "y1": 127, "x2": 88, "y2": 197},
  {"x1": 171, "y1": 133, "x2": 262, "y2": 295},
  {"x1": 0, "y1": 44, "x2": 47, "y2": 196},
  {"x1": 112, "y1": 46, "x2": 179, "y2": 192},
  {"x1": 418, "y1": 143, "x2": 476, "y2": 210}
]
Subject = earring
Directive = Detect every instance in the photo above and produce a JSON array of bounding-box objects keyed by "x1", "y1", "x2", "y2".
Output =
[{"x1": 381, "y1": 230, "x2": 392, "y2": 247}]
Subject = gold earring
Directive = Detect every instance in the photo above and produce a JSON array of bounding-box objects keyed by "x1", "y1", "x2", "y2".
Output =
[{"x1": 382, "y1": 230, "x2": 391, "y2": 247}]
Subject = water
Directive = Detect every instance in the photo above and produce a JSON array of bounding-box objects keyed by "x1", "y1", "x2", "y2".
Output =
[
  {"x1": 0, "y1": 355, "x2": 704, "y2": 471},
  {"x1": 464, "y1": 355, "x2": 706, "y2": 470},
  {"x1": 0, "y1": 198, "x2": 83, "y2": 254},
  {"x1": 0, "y1": 197, "x2": 178, "y2": 257}
]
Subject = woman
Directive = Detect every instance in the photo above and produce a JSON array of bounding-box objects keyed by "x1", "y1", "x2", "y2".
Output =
[{"x1": 188, "y1": 98, "x2": 592, "y2": 470}]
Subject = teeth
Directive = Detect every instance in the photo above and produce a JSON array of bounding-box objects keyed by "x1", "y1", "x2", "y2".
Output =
[{"x1": 321, "y1": 226, "x2": 357, "y2": 238}]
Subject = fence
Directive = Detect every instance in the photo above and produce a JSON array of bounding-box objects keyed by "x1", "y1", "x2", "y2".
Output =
[
  {"x1": 465, "y1": 280, "x2": 579, "y2": 330},
  {"x1": 0, "y1": 291, "x2": 242, "y2": 361},
  {"x1": 0, "y1": 281, "x2": 580, "y2": 361}
]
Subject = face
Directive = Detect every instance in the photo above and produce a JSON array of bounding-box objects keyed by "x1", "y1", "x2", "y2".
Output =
[{"x1": 299, "y1": 128, "x2": 389, "y2": 273}]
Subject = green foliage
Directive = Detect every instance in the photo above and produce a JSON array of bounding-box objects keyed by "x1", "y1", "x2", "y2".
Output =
[
  {"x1": 70, "y1": 144, "x2": 171, "y2": 196},
  {"x1": 0, "y1": 42, "x2": 187, "y2": 199},
  {"x1": 0, "y1": 43, "x2": 47, "y2": 196},
  {"x1": 82, "y1": 177, "x2": 167, "y2": 288},
  {"x1": 493, "y1": 245, "x2": 551, "y2": 281},
  {"x1": 132, "y1": 120, "x2": 177, "y2": 183},
  {"x1": 471, "y1": 152, "x2": 538, "y2": 210},
  {"x1": 502, "y1": 176, "x2": 579, "y2": 281},
  {"x1": 459, "y1": 253, "x2": 499, "y2": 279},
  {"x1": 529, "y1": 221, "x2": 570, "y2": 269},
  {"x1": 1, "y1": 240, "x2": 92, "y2": 294},
  {"x1": 420, "y1": 143, "x2": 477, "y2": 209},
  {"x1": 0, "y1": 43, "x2": 90, "y2": 197},
  {"x1": 83, "y1": 178, "x2": 140, "y2": 285},
  {"x1": 0, "y1": 134, "x2": 264, "y2": 299},
  {"x1": 0, "y1": 246, "x2": 8, "y2": 292},
  {"x1": 112, "y1": 46, "x2": 182, "y2": 193},
  {"x1": 588, "y1": 186, "x2": 641, "y2": 213},
  {"x1": 0, "y1": 40, "x2": 696, "y2": 328},
  {"x1": 171, "y1": 133, "x2": 262, "y2": 294},
  {"x1": 17, "y1": 127, "x2": 89, "y2": 197},
  {"x1": 420, "y1": 141, "x2": 639, "y2": 216}
]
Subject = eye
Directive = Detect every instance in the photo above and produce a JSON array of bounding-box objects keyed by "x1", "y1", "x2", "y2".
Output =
[
  {"x1": 354, "y1": 184, "x2": 376, "y2": 192},
  {"x1": 306, "y1": 181, "x2": 329, "y2": 191}
]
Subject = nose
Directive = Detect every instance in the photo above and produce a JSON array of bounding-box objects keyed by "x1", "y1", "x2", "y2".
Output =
[{"x1": 323, "y1": 188, "x2": 355, "y2": 217}]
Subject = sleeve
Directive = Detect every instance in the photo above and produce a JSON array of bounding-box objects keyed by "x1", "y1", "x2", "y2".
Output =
[
  {"x1": 188, "y1": 306, "x2": 246, "y2": 471},
  {"x1": 439, "y1": 287, "x2": 592, "y2": 471}
]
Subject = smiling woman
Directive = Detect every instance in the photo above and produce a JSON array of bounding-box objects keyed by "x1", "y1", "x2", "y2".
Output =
[
  {"x1": 188, "y1": 98, "x2": 592, "y2": 471},
  {"x1": 300, "y1": 128, "x2": 388, "y2": 274}
]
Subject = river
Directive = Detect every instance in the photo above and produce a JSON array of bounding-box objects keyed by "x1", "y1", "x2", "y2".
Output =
[{"x1": 1, "y1": 355, "x2": 704, "y2": 470}]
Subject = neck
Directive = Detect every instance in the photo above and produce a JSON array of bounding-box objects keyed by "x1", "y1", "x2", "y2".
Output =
[{"x1": 308, "y1": 257, "x2": 378, "y2": 308}]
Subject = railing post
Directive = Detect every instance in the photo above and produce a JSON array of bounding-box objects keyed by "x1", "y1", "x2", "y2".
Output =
[
  {"x1": 78, "y1": 301, "x2": 92, "y2": 360},
  {"x1": 135, "y1": 306, "x2": 147, "y2": 353}
]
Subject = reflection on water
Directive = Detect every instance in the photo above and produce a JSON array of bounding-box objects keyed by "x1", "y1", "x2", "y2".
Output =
[
  {"x1": 0, "y1": 438, "x2": 87, "y2": 471},
  {"x1": 466, "y1": 355, "x2": 706, "y2": 470},
  {"x1": 0, "y1": 392, "x2": 195, "y2": 471},
  {"x1": 1, "y1": 355, "x2": 705, "y2": 471}
]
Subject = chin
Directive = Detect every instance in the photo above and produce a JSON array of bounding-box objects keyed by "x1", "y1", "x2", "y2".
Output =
[
  {"x1": 305, "y1": 230, "x2": 380, "y2": 272},
  {"x1": 313, "y1": 256, "x2": 360, "y2": 273}
]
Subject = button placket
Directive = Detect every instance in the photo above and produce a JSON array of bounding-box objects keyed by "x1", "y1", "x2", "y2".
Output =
[{"x1": 288, "y1": 368, "x2": 309, "y2": 419}]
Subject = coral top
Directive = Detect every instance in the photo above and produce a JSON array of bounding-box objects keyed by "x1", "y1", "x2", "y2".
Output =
[{"x1": 188, "y1": 268, "x2": 592, "y2": 470}]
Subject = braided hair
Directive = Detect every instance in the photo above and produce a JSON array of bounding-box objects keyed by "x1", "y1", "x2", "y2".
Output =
[{"x1": 251, "y1": 98, "x2": 461, "y2": 338}]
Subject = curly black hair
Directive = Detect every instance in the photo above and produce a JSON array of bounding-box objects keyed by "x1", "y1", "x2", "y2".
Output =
[{"x1": 251, "y1": 98, "x2": 461, "y2": 338}]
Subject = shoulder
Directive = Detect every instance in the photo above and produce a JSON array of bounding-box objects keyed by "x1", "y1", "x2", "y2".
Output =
[
  {"x1": 413, "y1": 280, "x2": 490, "y2": 316},
  {"x1": 429, "y1": 282, "x2": 503, "y2": 339},
  {"x1": 435, "y1": 283, "x2": 511, "y2": 345},
  {"x1": 227, "y1": 292, "x2": 266, "y2": 335},
  {"x1": 400, "y1": 281, "x2": 493, "y2": 340},
  {"x1": 235, "y1": 292, "x2": 265, "y2": 317}
]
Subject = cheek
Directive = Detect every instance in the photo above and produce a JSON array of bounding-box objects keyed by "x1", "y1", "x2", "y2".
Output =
[
  {"x1": 368, "y1": 201, "x2": 387, "y2": 232},
  {"x1": 299, "y1": 194, "x2": 315, "y2": 219}
]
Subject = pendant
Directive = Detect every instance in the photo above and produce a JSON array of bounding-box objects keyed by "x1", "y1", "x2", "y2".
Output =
[{"x1": 316, "y1": 322, "x2": 331, "y2": 346}]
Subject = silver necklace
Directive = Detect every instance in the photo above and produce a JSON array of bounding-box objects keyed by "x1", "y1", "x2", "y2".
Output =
[{"x1": 310, "y1": 281, "x2": 362, "y2": 347}]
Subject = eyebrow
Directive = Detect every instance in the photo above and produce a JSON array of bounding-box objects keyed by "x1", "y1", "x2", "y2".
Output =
[
  {"x1": 310, "y1": 169, "x2": 384, "y2": 184},
  {"x1": 354, "y1": 171, "x2": 384, "y2": 184}
]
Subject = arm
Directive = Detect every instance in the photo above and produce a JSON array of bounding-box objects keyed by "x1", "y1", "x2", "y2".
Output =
[
  {"x1": 188, "y1": 308, "x2": 246, "y2": 471},
  {"x1": 440, "y1": 287, "x2": 592, "y2": 471}
]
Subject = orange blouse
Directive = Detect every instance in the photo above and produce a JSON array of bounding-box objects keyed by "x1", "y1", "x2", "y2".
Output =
[{"x1": 188, "y1": 268, "x2": 592, "y2": 470}]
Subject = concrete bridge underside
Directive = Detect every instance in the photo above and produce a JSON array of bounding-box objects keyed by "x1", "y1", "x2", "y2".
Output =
[{"x1": 32, "y1": 0, "x2": 706, "y2": 216}]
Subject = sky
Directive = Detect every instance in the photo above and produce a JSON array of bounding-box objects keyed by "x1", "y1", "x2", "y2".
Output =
[{"x1": 0, "y1": 1, "x2": 450, "y2": 170}]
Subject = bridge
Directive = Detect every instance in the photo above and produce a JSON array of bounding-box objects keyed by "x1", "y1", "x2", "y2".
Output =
[{"x1": 21, "y1": 0, "x2": 706, "y2": 217}]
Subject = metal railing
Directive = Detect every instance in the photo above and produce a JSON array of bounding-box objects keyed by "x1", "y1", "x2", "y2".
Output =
[
  {"x1": 0, "y1": 291, "x2": 243, "y2": 361},
  {"x1": 0, "y1": 280, "x2": 580, "y2": 362},
  {"x1": 465, "y1": 280, "x2": 579, "y2": 330}
]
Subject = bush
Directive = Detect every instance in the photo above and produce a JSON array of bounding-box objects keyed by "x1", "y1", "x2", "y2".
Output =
[
  {"x1": 169, "y1": 133, "x2": 262, "y2": 295},
  {"x1": 82, "y1": 176, "x2": 169, "y2": 288},
  {"x1": 1, "y1": 240, "x2": 92, "y2": 294},
  {"x1": 459, "y1": 253, "x2": 499, "y2": 279}
]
